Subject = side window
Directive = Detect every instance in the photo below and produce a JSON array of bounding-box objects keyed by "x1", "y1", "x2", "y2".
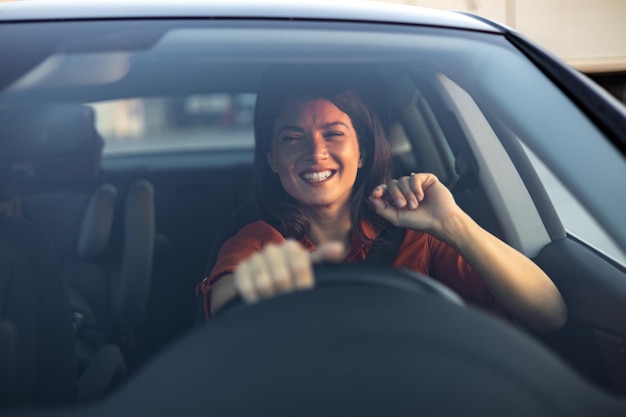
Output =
[
  {"x1": 90, "y1": 94, "x2": 256, "y2": 155},
  {"x1": 523, "y1": 144, "x2": 626, "y2": 266}
]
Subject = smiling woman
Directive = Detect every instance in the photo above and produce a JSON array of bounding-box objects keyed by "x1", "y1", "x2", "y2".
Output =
[
  {"x1": 267, "y1": 99, "x2": 362, "y2": 213},
  {"x1": 199, "y1": 66, "x2": 567, "y2": 336},
  {"x1": 253, "y1": 69, "x2": 392, "y2": 244}
]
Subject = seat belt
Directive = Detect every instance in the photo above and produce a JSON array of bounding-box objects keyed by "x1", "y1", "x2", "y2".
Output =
[
  {"x1": 361, "y1": 226, "x2": 406, "y2": 267},
  {"x1": 255, "y1": 207, "x2": 407, "y2": 267}
]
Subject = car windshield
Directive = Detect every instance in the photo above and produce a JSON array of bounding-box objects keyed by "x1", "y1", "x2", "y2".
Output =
[{"x1": 1, "y1": 12, "x2": 625, "y2": 414}]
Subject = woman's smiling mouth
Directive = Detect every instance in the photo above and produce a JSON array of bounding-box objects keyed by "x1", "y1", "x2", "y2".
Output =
[{"x1": 300, "y1": 170, "x2": 336, "y2": 183}]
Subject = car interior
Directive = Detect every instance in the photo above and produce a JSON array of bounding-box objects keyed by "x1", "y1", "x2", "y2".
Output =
[{"x1": 1, "y1": 17, "x2": 626, "y2": 415}]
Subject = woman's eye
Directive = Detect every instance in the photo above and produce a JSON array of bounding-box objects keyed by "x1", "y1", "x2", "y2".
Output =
[
  {"x1": 324, "y1": 131, "x2": 344, "y2": 138},
  {"x1": 281, "y1": 135, "x2": 301, "y2": 142}
]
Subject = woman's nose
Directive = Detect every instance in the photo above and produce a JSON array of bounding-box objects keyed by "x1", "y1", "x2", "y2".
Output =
[{"x1": 304, "y1": 136, "x2": 328, "y2": 161}]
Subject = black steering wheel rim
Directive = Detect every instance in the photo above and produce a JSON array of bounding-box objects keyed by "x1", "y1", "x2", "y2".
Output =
[
  {"x1": 215, "y1": 263, "x2": 463, "y2": 317},
  {"x1": 313, "y1": 263, "x2": 464, "y2": 305}
]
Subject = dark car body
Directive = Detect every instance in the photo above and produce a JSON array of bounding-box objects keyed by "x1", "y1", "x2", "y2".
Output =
[{"x1": 0, "y1": 1, "x2": 625, "y2": 415}]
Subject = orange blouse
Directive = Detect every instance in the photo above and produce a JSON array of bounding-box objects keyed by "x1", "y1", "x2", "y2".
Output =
[{"x1": 197, "y1": 220, "x2": 509, "y2": 319}]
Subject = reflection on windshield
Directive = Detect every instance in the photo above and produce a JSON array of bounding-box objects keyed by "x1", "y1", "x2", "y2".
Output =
[{"x1": 91, "y1": 94, "x2": 256, "y2": 155}]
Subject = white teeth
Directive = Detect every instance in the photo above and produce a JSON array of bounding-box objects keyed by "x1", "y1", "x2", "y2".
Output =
[{"x1": 301, "y1": 170, "x2": 332, "y2": 182}]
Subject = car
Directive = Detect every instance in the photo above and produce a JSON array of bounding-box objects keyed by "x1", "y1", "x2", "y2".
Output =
[{"x1": 0, "y1": 0, "x2": 625, "y2": 415}]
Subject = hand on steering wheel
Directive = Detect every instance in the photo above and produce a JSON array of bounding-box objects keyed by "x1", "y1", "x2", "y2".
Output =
[
  {"x1": 233, "y1": 240, "x2": 344, "y2": 303},
  {"x1": 224, "y1": 237, "x2": 462, "y2": 316}
]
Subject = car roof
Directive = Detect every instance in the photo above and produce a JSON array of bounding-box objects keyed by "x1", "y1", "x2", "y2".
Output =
[{"x1": 0, "y1": 0, "x2": 500, "y2": 33}]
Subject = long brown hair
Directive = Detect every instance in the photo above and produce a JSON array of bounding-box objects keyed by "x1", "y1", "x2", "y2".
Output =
[{"x1": 253, "y1": 65, "x2": 393, "y2": 245}]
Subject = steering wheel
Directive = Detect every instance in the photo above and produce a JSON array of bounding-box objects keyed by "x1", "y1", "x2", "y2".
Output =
[
  {"x1": 214, "y1": 263, "x2": 463, "y2": 316},
  {"x1": 73, "y1": 264, "x2": 624, "y2": 417},
  {"x1": 313, "y1": 263, "x2": 464, "y2": 304}
]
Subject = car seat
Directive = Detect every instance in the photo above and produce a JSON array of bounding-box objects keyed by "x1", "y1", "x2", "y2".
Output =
[
  {"x1": 1, "y1": 104, "x2": 154, "y2": 378},
  {"x1": 1, "y1": 166, "x2": 128, "y2": 408},
  {"x1": 196, "y1": 199, "x2": 258, "y2": 323},
  {"x1": 0, "y1": 164, "x2": 78, "y2": 406}
]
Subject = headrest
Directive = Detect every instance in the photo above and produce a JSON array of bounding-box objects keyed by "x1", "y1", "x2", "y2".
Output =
[
  {"x1": 0, "y1": 104, "x2": 104, "y2": 187},
  {"x1": 0, "y1": 104, "x2": 99, "y2": 162}
]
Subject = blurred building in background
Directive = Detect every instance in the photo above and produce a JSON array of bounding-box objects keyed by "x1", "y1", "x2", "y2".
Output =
[{"x1": 374, "y1": 0, "x2": 626, "y2": 104}]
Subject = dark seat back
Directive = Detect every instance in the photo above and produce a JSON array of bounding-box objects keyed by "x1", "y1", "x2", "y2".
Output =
[
  {"x1": 0, "y1": 169, "x2": 126, "y2": 408},
  {"x1": 0, "y1": 209, "x2": 77, "y2": 406},
  {"x1": 196, "y1": 200, "x2": 258, "y2": 324},
  {"x1": 112, "y1": 179, "x2": 155, "y2": 328},
  {"x1": 202, "y1": 199, "x2": 258, "y2": 278}
]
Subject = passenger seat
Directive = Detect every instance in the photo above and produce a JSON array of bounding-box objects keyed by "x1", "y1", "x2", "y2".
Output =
[
  {"x1": 4, "y1": 104, "x2": 155, "y2": 379},
  {"x1": 0, "y1": 165, "x2": 77, "y2": 406}
]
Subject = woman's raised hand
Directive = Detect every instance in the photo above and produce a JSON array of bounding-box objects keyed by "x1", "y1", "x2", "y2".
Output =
[
  {"x1": 369, "y1": 173, "x2": 462, "y2": 234},
  {"x1": 234, "y1": 240, "x2": 345, "y2": 303}
]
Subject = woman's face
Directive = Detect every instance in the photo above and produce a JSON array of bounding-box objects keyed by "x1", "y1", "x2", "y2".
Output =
[{"x1": 267, "y1": 98, "x2": 363, "y2": 213}]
